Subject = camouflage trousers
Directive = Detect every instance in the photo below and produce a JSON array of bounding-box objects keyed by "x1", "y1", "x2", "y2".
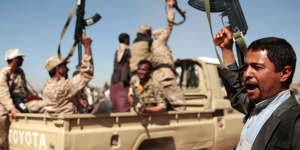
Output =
[
  {"x1": 0, "y1": 105, "x2": 9, "y2": 150},
  {"x1": 152, "y1": 68, "x2": 185, "y2": 111},
  {"x1": 162, "y1": 81, "x2": 185, "y2": 111}
]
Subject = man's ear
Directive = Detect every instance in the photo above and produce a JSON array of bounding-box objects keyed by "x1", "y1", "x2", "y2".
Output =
[{"x1": 280, "y1": 66, "x2": 292, "y2": 83}]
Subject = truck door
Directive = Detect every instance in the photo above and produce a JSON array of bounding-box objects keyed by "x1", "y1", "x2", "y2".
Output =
[{"x1": 176, "y1": 59, "x2": 210, "y2": 110}]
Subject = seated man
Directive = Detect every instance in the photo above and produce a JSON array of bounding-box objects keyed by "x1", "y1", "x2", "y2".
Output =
[
  {"x1": 42, "y1": 33, "x2": 94, "y2": 114},
  {"x1": 0, "y1": 48, "x2": 35, "y2": 150},
  {"x1": 129, "y1": 60, "x2": 168, "y2": 113}
]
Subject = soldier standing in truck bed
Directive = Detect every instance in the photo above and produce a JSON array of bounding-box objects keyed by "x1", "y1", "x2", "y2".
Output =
[
  {"x1": 42, "y1": 33, "x2": 94, "y2": 114},
  {"x1": 110, "y1": 33, "x2": 131, "y2": 112},
  {"x1": 129, "y1": 24, "x2": 153, "y2": 91},
  {"x1": 151, "y1": 0, "x2": 185, "y2": 110}
]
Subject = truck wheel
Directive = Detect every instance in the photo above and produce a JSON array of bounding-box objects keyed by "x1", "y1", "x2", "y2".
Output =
[{"x1": 138, "y1": 137, "x2": 176, "y2": 150}]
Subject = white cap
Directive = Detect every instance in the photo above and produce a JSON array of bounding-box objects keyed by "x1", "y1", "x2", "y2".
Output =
[{"x1": 5, "y1": 48, "x2": 25, "y2": 61}]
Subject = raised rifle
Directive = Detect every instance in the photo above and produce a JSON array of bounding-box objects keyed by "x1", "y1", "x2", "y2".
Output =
[
  {"x1": 188, "y1": 0, "x2": 248, "y2": 68},
  {"x1": 74, "y1": 0, "x2": 101, "y2": 68},
  {"x1": 57, "y1": 0, "x2": 101, "y2": 69}
]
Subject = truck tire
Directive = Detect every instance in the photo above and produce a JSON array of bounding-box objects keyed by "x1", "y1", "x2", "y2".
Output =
[{"x1": 138, "y1": 137, "x2": 176, "y2": 150}]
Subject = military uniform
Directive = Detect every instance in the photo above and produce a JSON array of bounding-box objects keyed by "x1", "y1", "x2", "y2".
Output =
[
  {"x1": 0, "y1": 67, "x2": 32, "y2": 150},
  {"x1": 130, "y1": 78, "x2": 167, "y2": 109},
  {"x1": 42, "y1": 54, "x2": 93, "y2": 114},
  {"x1": 151, "y1": 9, "x2": 185, "y2": 110},
  {"x1": 130, "y1": 25, "x2": 152, "y2": 89}
]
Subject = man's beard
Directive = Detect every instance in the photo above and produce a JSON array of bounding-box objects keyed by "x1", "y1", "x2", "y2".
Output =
[{"x1": 17, "y1": 61, "x2": 23, "y2": 67}]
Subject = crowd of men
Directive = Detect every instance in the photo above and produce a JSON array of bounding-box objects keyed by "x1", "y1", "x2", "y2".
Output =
[{"x1": 1, "y1": 0, "x2": 300, "y2": 149}]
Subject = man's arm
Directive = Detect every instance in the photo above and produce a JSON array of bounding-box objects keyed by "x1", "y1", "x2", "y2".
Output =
[
  {"x1": 144, "y1": 106, "x2": 165, "y2": 113},
  {"x1": 66, "y1": 33, "x2": 94, "y2": 99},
  {"x1": 0, "y1": 69, "x2": 20, "y2": 117},
  {"x1": 155, "y1": 0, "x2": 176, "y2": 42},
  {"x1": 215, "y1": 26, "x2": 235, "y2": 65},
  {"x1": 215, "y1": 27, "x2": 252, "y2": 114},
  {"x1": 165, "y1": 0, "x2": 176, "y2": 41}
]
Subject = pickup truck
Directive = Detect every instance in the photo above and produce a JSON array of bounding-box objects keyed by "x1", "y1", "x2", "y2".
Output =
[{"x1": 9, "y1": 57, "x2": 244, "y2": 150}]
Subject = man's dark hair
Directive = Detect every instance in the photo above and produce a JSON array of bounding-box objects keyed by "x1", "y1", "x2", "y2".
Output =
[
  {"x1": 119, "y1": 33, "x2": 129, "y2": 43},
  {"x1": 248, "y1": 37, "x2": 297, "y2": 86},
  {"x1": 138, "y1": 59, "x2": 153, "y2": 71}
]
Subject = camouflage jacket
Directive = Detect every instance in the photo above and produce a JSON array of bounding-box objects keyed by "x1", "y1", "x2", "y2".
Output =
[
  {"x1": 0, "y1": 67, "x2": 31, "y2": 113},
  {"x1": 42, "y1": 54, "x2": 94, "y2": 114},
  {"x1": 130, "y1": 35, "x2": 152, "y2": 73},
  {"x1": 130, "y1": 78, "x2": 166, "y2": 109}
]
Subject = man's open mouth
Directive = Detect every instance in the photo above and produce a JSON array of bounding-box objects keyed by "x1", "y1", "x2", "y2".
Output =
[{"x1": 245, "y1": 83, "x2": 258, "y2": 94}]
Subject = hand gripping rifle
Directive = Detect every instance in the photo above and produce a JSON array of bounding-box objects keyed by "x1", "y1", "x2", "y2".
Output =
[
  {"x1": 132, "y1": 91, "x2": 151, "y2": 138},
  {"x1": 165, "y1": 0, "x2": 186, "y2": 25},
  {"x1": 74, "y1": 0, "x2": 101, "y2": 69},
  {"x1": 188, "y1": 0, "x2": 248, "y2": 69}
]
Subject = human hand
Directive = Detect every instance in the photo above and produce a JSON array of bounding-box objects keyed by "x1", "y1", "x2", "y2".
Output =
[
  {"x1": 10, "y1": 106, "x2": 20, "y2": 118},
  {"x1": 82, "y1": 32, "x2": 92, "y2": 55},
  {"x1": 82, "y1": 32, "x2": 92, "y2": 48},
  {"x1": 135, "y1": 103, "x2": 144, "y2": 113},
  {"x1": 214, "y1": 26, "x2": 233, "y2": 50},
  {"x1": 215, "y1": 27, "x2": 235, "y2": 65},
  {"x1": 167, "y1": 0, "x2": 175, "y2": 8}
]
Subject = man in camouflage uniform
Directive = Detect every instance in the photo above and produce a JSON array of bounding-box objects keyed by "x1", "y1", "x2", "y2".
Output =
[
  {"x1": 130, "y1": 24, "x2": 153, "y2": 90},
  {"x1": 129, "y1": 60, "x2": 167, "y2": 113},
  {"x1": 42, "y1": 33, "x2": 94, "y2": 114},
  {"x1": 151, "y1": 0, "x2": 185, "y2": 110},
  {"x1": 0, "y1": 48, "x2": 34, "y2": 150}
]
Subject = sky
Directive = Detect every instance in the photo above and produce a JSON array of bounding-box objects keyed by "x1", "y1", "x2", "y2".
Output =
[{"x1": 0, "y1": 0, "x2": 300, "y2": 90}]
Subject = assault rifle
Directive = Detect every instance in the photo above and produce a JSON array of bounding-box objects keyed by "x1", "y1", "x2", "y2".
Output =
[
  {"x1": 74, "y1": 0, "x2": 101, "y2": 68},
  {"x1": 132, "y1": 92, "x2": 150, "y2": 138},
  {"x1": 188, "y1": 0, "x2": 248, "y2": 67}
]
